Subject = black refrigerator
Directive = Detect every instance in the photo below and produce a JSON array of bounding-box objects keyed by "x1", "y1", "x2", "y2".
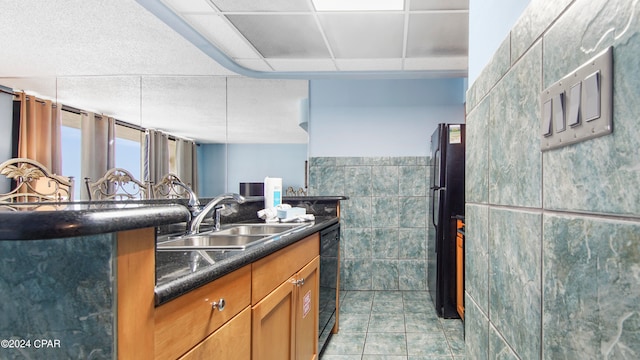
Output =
[{"x1": 428, "y1": 123, "x2": 465, "y2": 318}]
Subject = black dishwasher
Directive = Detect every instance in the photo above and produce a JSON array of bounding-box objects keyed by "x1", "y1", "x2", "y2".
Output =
[{"x1": 318, "y1": 222, "x2": 340, "y2": 355}]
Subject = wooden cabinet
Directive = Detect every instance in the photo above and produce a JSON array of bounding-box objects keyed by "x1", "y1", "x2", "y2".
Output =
[
  {"x1": 154, "y1": 265, "x2": 251, "y2": 360},
  {"x1": 251, "y1": 233, "x2": 320, "y2": 360},
  {"x1": 456, "y1": 218, "x2": 464, "y2": 320},
  {"x1": 179, "y1": 307, "x2": 251, "y2": 360}
]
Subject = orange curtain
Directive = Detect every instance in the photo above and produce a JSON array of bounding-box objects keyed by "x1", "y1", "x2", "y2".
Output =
[{"x1": 16, "y1": 92, "x2": 62, "y2": 174}]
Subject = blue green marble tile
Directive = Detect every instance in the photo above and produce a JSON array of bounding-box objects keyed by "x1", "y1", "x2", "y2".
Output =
[
  {"x1": 336, "y1": 157, "x2": 364, "y2": 166},
  {"x1": 465, "y1": 97, "x2": 489, "y2": 204},
  {"x1": 372, "y1": 166, "x2": 399, "y2": 196},
  {"x1": 474, "y1": 34, "x2": 511, "y2": 104},
  {"x1": 488, "y1": 40, "x2": 542, "y2": 208},
  {"x1": 308, "y1": 163, "x2": 344, "y2": 196},
  {"x1": 511, "y1": 0, "x2": 572, "y2": 64},
  {"x1": 543, "y1": 214, "x2": 640, "y2": 359},
  {"x1": 345, "y1": 290, "x2": 375, "y2": 302},
  {"x1": 464, "y1": 204, "x2": 489, "y2": 313},
  {"x1": 372, "y1": 291, "x2": 404, "y2": 312},
  {"x1": 399, "y1": 197, "x2": 427, "y2": 228},
  {"x1": 402, "y1": 291, "x2": 430, "y2": 303},
  {"x1": 403, "y1": 297, "x2": 433, "y2": 314},
  {"x1": 363, "y1": 356, "x2": 407, "y2": 360},
  {"x1": 396, "y1": 157, "x2": 419, "y2": 165},
  {"x1": 417, "y1": 157, "x2": 429, "y2": 166},
  {"x1": 464, "y1": 295, "x2": 488, "y2": 360},
  {"x1": 0, "y1": 234, "x2": 115, "y2": 360},
  {"x1": 542, "y1": 0, "x2": 640, "y2": 216},
  {"x1": 406, "y1": 332, "x2": 450, "y2": 356},
  {"x1": 342, "y1": 228, "x2": 372, "y2": 259},
  {"x1": 489, "y1": 324, "x2": 519, "y2": 360},
  {"x1": 398, "y1": 228, "x2": 426, "y2": 260},
  {"x1": 465, "y1": 81, "x2": 479, "y2": 113},
  {"x1": 446, "y1": 330, "x2": 465, "y2": 356},
  {"x1": 372, "y1": 260, "x2": 399, "y2": 290},
  {"x1": 370, "y1": 157, "x2": 397, "y2": 166},
  {"x1": 372, "y1": 197, "x2": 400, "y2": 228},
  {"x1": 404, "y1": 312, "x2": 442, "y2": 333},
  {"x1": 399, "y1": 166, "x2": 427, "y2": 196},
  {"x1": 369, "y1": 313, "x2": 405, "y2": 333},
  {"x1": 341, "y1": 259, "x2": 373, "y2": 291},
  {"x1": 337, "y1": 313, "x2": 370, "y2": 333},
  {"x1": 308, "y1": 157, "x2": 328, "y2": 167},
  {"x1": 372, "y1": 228, "x2": 399, "y2": 259},
  {"x1": 323, "y1": 332, "x2": 367, "y2": 355},
  {"x1": 322, "y1": 355, "x2": 363, "y2": 360},
  {"x1": 342, "y1": 196, "x2": 372, "y2": 228},
  {"x1": 398, "y1": 260, "x2": 427, "y2": 291},
  {"x1": 489, "y1": 208, "x2": 541, "y2": 360},
  {"x1": 344, "y1": 166, "x2": 372, "y2": 196},
  {"x1": 364, "y1": 333, "x2": 407, "y2": 356}
]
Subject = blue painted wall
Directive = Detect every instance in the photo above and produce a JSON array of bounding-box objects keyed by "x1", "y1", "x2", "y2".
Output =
[
  {"x1": 308, "y1": 78, "x2": 466, "y2": 158},
  {"x1": 197, "y1": 143, "x2": 307, "y2": 197},
  {"x1": 468, "y1": 0, "x2": 530, "y2": 84}
]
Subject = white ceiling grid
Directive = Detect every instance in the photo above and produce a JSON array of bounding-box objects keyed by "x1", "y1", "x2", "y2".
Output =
[{"x1": 159, "y1": 0, "x2": 469, "y2": 74}]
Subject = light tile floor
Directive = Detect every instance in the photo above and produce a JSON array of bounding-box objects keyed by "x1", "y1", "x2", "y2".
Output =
[{"x1": 321, "y1": 290, "x2": 465, "y2": 359}]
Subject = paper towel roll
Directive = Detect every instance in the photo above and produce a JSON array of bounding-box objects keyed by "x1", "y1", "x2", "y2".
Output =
[{"x1": 264, "y1": 177, "x2": 282, "y2": 209}]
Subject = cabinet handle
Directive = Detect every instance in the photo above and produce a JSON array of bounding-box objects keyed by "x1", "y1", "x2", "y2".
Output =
[
  {"x1": 211, "y1": 298, "x2": 226, "y2": 311},
  {"x1": 293, "y1": 278, "x2": 305, "y2": 287}
]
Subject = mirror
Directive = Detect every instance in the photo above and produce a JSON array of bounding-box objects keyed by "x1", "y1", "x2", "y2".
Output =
[{"x1": 0, "y1": 75, "x2": 309, "y2": 198}]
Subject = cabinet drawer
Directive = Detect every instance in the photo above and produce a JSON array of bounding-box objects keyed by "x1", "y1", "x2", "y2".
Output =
[
  {"x1": 179, "y1": 307, "x2": 251, "y2": 360},
  {"x1": 252, "y1": 233, "x2": 319, "y2": 304},
  {"x1": 155, "y1": 265, "x2": 251, "y2": 360}
]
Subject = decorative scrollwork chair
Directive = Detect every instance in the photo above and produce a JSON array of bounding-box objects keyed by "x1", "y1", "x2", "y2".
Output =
[
  {"x1": 85, "y1": 168, "x2": 149, "y2": 201},
  {"x1": 151, "y1": 173, "x2": 200, "y2": 208},
  {"x1": 0, "y1": 158, "x2": 74, "y2": 203}
]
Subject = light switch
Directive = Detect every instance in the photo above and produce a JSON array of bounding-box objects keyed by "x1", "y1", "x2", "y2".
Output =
[
  {"x1": 568, "y1": 82, "x2": 581, "y2": 127},
  {"x1": 583, "y1": 71, "x2": 601, "y2": 121},
  {"x1": 553, "y1": 93, "x2": 565, "y2": 133},
  {"x1": 542, "y1": 99, "x2": 552, "y2": 137}
]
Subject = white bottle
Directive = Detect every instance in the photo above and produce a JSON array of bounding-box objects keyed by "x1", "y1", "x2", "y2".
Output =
[{"x1": 264, "y1": 177, "x2": 282, "y2": 209}]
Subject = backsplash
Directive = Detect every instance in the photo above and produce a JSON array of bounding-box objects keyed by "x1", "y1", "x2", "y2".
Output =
[
  {"x1": 465, "y1": 0, "x2": 640, "y2": 359},
  {"x1": 308, "y1": 156, "x2": 431, "y2": 291}
]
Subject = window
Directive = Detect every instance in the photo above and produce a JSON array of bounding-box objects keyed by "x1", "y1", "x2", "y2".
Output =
[{"x1": 60, "y1": 110, "x2": 144, "y2": 200}]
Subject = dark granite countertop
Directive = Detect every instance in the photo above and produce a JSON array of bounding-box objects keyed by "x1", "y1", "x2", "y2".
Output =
[
  {"x1": 0, "y1": 201, "x2": 191, "y2": 240},
  {"x1": 154, "y1": 216, "x2": 339, "y2": 306}
]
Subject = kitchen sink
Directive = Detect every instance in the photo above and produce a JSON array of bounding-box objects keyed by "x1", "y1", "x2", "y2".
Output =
[
  {"x1": 156, "y1": 222, "x2": 312, "y2": 251},
  {"x1": 215, "y1": 223, "x2": 305, "y2": 236}
]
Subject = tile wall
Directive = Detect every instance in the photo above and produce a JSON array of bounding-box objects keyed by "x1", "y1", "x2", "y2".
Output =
[
  {"x1": 465, "y1": 0, "x2": 640, "y2": 358},
  {"x1": 0, "y1": 234, "x2": 116, "y2": 359},
  {"x1": 308, "y1": 156, "x2": 431, "y2": 291}
]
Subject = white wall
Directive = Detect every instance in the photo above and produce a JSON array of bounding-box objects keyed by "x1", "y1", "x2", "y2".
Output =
[
  {"x1": 308, "y1": 78, "x2": 466, "y2": 157},
  {"x1": 468, "y1": 0, "x2": 531, "y2": 84}
]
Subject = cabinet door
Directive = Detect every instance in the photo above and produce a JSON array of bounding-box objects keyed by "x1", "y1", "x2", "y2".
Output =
[
  {"x1": 252, "y1": 277, "x2": 296, "y2": 360},
  {"x1": 179, "y1": 307, "x2": 251, "y2": 360},
  {"x1": 295, "y1": 256, "x2": 320, "y2": 360}
]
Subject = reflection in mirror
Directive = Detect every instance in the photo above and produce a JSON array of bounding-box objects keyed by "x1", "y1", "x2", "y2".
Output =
[{"x1": 0, "y1": 76, "x2": 310, "y2": 201}]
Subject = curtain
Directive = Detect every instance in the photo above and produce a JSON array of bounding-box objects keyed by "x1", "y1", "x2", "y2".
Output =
[
  {"x1": 143, "y1": 129, "x2": 169, "y2": 185},
  {"x1": 81, "y1": 112, "x2": 115, "y2": 199},
  {"x1": 176, "y1": 139, "x2": 198, "y2": 193},
  {"x1": 16, "y1": 92, "x2": 62, "y2": 174}
]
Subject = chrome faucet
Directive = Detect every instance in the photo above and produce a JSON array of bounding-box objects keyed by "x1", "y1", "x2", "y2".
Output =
[
  {"x1": 188, "y1": 193, "x2": 245, "y2": 234},
  {"x1": 171, "y1": 179, "x2": 201, "y2": 209}
]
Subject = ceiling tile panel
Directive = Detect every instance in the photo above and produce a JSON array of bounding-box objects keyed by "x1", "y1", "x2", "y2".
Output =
[
  {"x1": 235, "y1": 59, "x2": 274, "y2": 72},
  {"x1": 318, "y1": 13, "x2": 404, "y2": 58},
  {"x1": 210, "y1": 0, "x2": 312, "y2": 12},
  {"x1": 184, "y1": 14, "x2": 261, "y2": 59},
  {"x1": 410, "y1": 0, "x2": 469, "y2": 11},
  {"x1": 404, "y1": 56, "x2": 467, "y2": 71},
  {"x1": 406, "y1": 13, "x2": 468, "y2": 57},
  {"x1": 226, "y1": 15, "x2": 330, "y2": 58}
]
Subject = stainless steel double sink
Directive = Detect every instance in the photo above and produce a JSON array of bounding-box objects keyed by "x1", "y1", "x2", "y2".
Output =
[{"x1": 157, "y1": 223, "x2": 311, "y2": 251}]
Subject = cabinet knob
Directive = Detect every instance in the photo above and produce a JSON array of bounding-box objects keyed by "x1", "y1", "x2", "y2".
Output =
[
  {"x1": 211, "y1": 298, "x2": 226, "y2": 311},
  {"x1": 293, "y1": 278, "x2": 305, "y2": 287}
]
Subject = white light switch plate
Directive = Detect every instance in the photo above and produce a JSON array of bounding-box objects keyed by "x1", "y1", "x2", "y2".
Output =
[{"x1": 540, "y1": 46, "x2": 613, "y2": 151}]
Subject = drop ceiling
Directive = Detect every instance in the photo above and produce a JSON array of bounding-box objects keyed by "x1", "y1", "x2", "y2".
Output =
[
  {"x1": 147, "y1": 0, "x2": 469, "y2": 75},
  {"x1": 0, "y1": 0, "x2": 468, "y2": 144}
]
